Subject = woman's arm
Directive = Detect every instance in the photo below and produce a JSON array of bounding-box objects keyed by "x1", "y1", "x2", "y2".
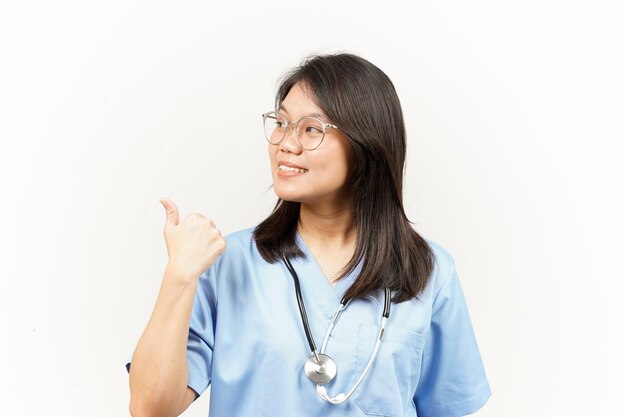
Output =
[
  {"x1": 128, "y1": 266, "x2": 200, "y2": 417},
  {"x1": 128, "y1": 198, "x2": 226, "y2": 417}
]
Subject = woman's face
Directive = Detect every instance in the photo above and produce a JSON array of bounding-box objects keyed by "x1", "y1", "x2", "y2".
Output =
[{"x1": 268, "y1": 82, "x2": 353, "y2": 207}]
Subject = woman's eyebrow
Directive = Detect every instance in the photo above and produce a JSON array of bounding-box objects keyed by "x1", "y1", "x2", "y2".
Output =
[{"x1": 279, "y1": 104, "x2": 326, "y2": 120}]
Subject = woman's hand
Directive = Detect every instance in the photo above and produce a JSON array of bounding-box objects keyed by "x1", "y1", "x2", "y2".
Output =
[{"x1": 159, "y1": 197, "x2": 227, "y2": 280}]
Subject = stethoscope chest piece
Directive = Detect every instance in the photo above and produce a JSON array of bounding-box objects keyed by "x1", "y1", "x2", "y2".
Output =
[{"x1": 304, "y1": 353, "x2": 337, "y2": 384}]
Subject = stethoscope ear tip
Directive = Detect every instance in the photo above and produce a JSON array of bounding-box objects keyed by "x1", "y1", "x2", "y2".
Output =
[{"x1": 316, "y1": 385, "x2": 346, "y2": 403}]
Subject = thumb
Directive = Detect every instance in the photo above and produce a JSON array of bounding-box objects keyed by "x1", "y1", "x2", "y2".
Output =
[{"x1": 159, "y1": 197, "x2": 180, "y2": 227}]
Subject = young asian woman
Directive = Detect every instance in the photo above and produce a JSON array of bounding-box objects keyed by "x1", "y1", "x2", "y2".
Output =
[{"x1": 126, "y1": 52, "x2": 491, "y2": 417}]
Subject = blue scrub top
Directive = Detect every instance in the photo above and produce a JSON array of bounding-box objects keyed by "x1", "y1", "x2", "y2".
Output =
[{"x1": 126, "y1": 226, "x2": 491, "y2": 417}]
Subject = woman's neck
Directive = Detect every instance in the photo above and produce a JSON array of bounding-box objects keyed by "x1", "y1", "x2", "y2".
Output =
[{"x1": 297, "y1": 201, "x2": 356, "y2": 250}]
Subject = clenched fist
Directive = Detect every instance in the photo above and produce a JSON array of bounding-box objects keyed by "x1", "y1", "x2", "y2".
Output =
[{"x1": 159, "y1": 197, "x2": 227, "y2": 280}]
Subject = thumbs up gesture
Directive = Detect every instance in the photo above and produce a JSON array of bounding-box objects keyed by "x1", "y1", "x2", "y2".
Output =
[{"x1": 159, "y1": 198, "x2": 227, "y2": 280}]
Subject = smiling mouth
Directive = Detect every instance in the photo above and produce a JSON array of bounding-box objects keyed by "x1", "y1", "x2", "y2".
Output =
[{"x1": 278, "y1": 165, "x2": 308, "y2": 173}]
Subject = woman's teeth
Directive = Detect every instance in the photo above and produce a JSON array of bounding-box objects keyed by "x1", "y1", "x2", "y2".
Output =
[{"x1": 279, "y1": 165, "x2": 308, "y2": 173}]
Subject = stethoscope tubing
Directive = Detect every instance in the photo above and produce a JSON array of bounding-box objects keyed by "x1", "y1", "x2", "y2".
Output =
[
  {"x1": 283, "y1": 254, "x2": 321, "y2": 359},
  {"x1": 282, "y1": 254, "x2": 392, "y2": 404}
]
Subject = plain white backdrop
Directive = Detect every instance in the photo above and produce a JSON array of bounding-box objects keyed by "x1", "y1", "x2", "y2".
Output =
[{"x1": 1, "y1": 1, "x2": 624, "y2": 416}]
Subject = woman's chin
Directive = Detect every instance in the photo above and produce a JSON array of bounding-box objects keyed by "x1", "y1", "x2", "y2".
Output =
[
  {"x1": 275, "y1": 192, "x2": 304, "y2": 203},
  {"x1": 272, "y1": 183, "x2": 302, "y2": 201}
]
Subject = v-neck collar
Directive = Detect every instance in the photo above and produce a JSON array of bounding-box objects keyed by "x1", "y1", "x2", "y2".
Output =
[{"x1": 294, "y1": 231, "x2": 362, "y2": 301}]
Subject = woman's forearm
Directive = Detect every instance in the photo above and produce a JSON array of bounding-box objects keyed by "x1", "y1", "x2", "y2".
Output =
[{"x1": 128, "y1": 265, "x2": 199, "y2": 417}]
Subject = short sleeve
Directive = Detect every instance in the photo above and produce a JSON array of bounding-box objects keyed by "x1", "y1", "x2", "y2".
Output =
[
  {"x1": 124, "y1": 264, "x2": 219, "y2": 400},
  {"x1": 413, "y1": 258, "x2": 491, "y2": 417},
  {"x1": 185, "y1": 264, "x2": 218, "y2": 398}
]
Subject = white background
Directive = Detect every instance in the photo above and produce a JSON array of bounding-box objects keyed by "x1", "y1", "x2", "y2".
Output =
[{"x1": 1, "y1": 1, "x2": 624, "y2": 416}]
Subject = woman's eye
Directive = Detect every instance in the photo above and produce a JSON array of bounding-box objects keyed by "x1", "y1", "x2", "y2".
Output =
[{"x1": 305, "y1": 126, "x2": 323, "y2": 134}]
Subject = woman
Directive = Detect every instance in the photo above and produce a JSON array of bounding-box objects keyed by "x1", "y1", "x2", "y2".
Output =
[{"x1": 126, "y1": 53, "x2": 491, "y2": 417}]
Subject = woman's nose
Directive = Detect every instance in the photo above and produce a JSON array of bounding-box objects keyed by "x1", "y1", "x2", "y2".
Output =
[{"x1": 279, "y1": 123, "x2": 303, "y2": 154}]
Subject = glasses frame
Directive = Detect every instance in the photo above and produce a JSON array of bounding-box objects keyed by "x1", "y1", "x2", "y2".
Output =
[{"x1": 262, "y1": 110, "x2": 339, "y2": 151}]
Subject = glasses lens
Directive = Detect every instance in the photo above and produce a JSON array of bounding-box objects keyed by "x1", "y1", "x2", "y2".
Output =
[
  {"x1": 263, "y1": 112, "x2": 287, "y2": 144},
  {"x1": 297, "y1": 117, "x2": 326, "y2": 150}
]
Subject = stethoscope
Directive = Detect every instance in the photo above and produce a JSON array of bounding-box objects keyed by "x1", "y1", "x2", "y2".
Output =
[{"x1": 282, "y1": 254, "x2": 391, "y2": 404}]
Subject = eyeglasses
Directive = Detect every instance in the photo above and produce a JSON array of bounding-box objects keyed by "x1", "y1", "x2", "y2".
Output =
[{"x1": 262, "y1": 111, "x2": 339, "y2": 151}]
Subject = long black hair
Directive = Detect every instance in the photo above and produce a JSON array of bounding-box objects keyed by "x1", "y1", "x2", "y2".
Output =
[{"x1": 253, "y1": 53, "x2": 434, "y2": 303}]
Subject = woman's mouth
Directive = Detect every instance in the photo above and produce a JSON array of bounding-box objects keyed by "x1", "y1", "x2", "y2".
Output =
[
  {"x1": 279, "y1": 165, "x2": 308, "y2": 173},
  {"x1": 278, "y1": 165, "x2": 308, "y2": 176}
]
